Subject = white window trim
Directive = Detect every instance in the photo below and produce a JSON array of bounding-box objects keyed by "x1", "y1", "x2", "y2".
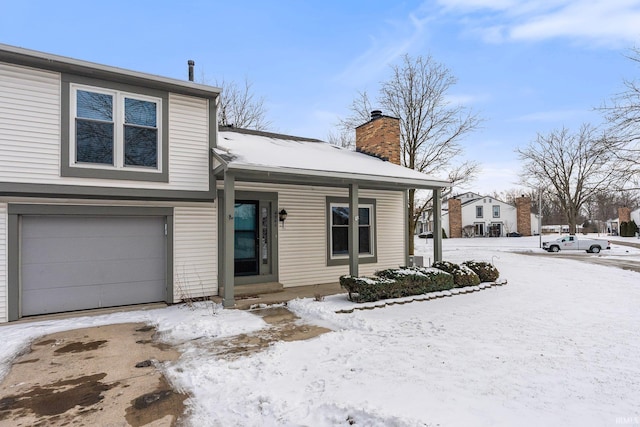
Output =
[
  {"x1": 492, "y1": 205, "x2": 500, "y2": 218},
  {"x1": 329, "y1": 202, "x2": 375, "y2": 260},
  {"x1": 69, "y1": 83, "x2": 163, "y2": 174}
]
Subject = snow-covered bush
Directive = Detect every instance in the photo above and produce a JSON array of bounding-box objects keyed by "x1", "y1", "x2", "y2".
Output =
[
  {"x1": 432, "y1": 261, "x2": 481, "y2": 287},
  {"x1": 462, "y1": 261, "x2": 500, "y2": 282},
  {"x1": 340, "y1": 267, "x2": 454, "y2": 303},
  {"x1": 339, "y1": 275, "x2": 400, "y2": 303}
]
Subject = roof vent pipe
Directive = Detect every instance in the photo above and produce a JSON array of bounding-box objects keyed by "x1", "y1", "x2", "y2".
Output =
[
  {"x1": 188, "y1": 60, "x2": 195, "y2": 82},
  {"x1": 370, "y1": 110, "x2": 382, "y2": 120}
]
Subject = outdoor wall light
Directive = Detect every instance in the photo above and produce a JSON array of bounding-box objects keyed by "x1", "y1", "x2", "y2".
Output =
[{"x1": 279, "y1": 209, "x2": 288, "y2": 227}]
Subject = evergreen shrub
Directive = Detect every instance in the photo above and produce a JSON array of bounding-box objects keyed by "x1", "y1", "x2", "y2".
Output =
[
  {"x1": 432, "y1": 261, "x2": 481, "y2": 287},
  {"x1": 462, "y1": 261, "x2": 500, "y2": 282}
]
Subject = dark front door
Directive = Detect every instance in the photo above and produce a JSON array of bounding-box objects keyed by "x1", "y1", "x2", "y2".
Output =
[{"x1": 234, "y1": 201, "x2": 259, "y2": 276}]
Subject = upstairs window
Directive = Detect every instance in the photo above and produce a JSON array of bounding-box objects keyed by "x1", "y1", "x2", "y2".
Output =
[
  {"x1": 71, "y1": 84, "x2": 161, "y2": 172},
  {"x1": 476, "y1": 206, "x2": 483, "y2": 218},
  {"x1": 493, "y1": 205, "x2": 500, "y2": 218}
]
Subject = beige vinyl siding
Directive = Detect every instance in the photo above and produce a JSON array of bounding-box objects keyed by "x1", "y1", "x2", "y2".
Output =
[
  {"x1": 173, "y1": 204, "x2": 218, "y2": 300},
  {"x1": 0, "y1": 62, "x2": 210, "y2": 192},
  {"x1": 0, "y1": 63, "x2": 61, "y2": 182},
  {"x1": 0, "y1": 203, "x2": 6, "y2": 322},
  {"x1": 235, "y1": 182, "x2": 406, "y2": 287},
  {"x1": 167, "y1": 94, "x2": 210, "y2": 191}
]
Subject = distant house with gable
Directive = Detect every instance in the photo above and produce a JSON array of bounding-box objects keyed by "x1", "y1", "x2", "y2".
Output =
[{"x1": 428, "y1": 192, "x2": 539, "y2": 237}]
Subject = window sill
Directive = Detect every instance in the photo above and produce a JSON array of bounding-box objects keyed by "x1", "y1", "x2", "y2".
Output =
[
  {"x1": 61, "y1": 164, "x2": 168, "y2": 182},
  {"x1": 327, "y1": 255, "x2": 377, "y2": 267}
]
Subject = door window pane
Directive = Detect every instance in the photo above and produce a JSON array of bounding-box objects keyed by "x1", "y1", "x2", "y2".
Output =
[{"x1": 234, "y1": 202, "x2": 258, "y2": 276}]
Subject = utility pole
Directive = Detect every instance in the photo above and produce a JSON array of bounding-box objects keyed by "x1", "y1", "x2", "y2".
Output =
[{"x1": 539, "y1": 188, "x2": 543, "y2": 248}]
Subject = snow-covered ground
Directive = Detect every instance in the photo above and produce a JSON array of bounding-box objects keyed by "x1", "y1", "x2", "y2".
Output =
[{"x1": 1, "y1": 236, "x2": 639, "y2": 426}]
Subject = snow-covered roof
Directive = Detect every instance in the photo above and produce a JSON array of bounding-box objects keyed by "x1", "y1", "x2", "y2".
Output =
[{"x1": 213, "y1": 128, "x2": 450, "y2": 190}]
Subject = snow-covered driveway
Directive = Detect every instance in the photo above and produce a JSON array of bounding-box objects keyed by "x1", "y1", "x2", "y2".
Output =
[{"x1": 1, "y1": 236, "x2": 638, "y2": 426}]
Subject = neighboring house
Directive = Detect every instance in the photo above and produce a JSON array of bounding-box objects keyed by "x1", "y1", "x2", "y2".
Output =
[
  {"x1": 607, "y1": 207, "x2": 640, "y2": 235},
  {"x1": 440, "y1": 194, "x2": 538, "y2": 237},
  {"x1": 416, "y1": 192, "x2": 483, "y2": 234},
  {"x1": 0, "y1": 45, "x2": 450, "y2": 322}
]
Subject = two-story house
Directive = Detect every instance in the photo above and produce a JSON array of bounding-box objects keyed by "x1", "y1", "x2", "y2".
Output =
[
  {"x1": 442, "y1": 193, "x2": 538, "y2": 237},
  {"x1": 0, "y1": 45, "x2": 450, "y2": 322}
]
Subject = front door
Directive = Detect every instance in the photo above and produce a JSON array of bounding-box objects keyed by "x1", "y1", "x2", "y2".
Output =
[{"x1": 234, "y1": 201, "x2": 259, "y2": 276}]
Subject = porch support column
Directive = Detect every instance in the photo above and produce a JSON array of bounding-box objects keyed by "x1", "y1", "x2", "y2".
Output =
[
  {"x1": 433, "y1": 187, "x2": 443, "y2": 262},
  {"x1": 222, "y1": 171, "x2": 236, "y2": 307},
  {"x1": 404, "y1": 190, "x2": 410, "y2": 266},
  {"x1": 348, "y1": 183, "x2": 359, "y2": 277}
]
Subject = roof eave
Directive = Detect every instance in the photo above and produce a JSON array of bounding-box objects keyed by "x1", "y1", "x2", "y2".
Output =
[
  {"x1": 224, "y1": 163, "x2": 451, "y2": 190},
  {"x1": 0, "y1": 43, "x2": 221, "y2": 99}
]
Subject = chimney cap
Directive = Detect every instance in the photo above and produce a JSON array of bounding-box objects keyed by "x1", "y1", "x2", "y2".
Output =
[{"x1": 370, "y1": 110, "x2": 383, "y2": 120}]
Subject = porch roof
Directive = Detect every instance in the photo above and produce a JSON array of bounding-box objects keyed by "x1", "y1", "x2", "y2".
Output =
[{"x1": 213, "y1": 127, "x2": 451, "y2": 190}]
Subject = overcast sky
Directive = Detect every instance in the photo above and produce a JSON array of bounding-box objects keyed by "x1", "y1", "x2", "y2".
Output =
[{"x1": 1, "y1": 0, "x2": 639, "y2": 195}]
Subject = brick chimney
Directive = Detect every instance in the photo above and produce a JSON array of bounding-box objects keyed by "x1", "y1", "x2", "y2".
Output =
[
  {"x1": 619, "y1": 206, "x2": 631, "y2": 223},
  {"x1": 516, "y1": 196, "x2": 532, "y2": 236},
  {"x1": 355, "y1": 110, "x2": 401, "y2": 165},
  {"x1": 448, "y1": 198, "x2": 462, "y2": 238}
]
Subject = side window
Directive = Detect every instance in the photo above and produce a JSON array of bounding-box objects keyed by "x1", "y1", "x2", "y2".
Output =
[
  {"x1": 492, "y1": 205, "x2": 500, "y2": 218},
  {"x1": 326, "y1": 198, "x2": 377, "y2": 266},
  {"x1": 476, "y1": 206, "x2": 483, "y2": 218},
  {"x1": 330, "y1": 204, "x2": 373, "y2": 257}
]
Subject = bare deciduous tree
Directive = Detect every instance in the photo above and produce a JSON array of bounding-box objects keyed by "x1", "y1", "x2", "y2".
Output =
[
  {"x1": 215, "y1": 77, "x2": 271, "y2": 131},
  {"x1": 517, "y1": 125, "x2": 620, "y2": 234},
  {"x1": 327, "y1": 91, "x2": 373, "y2": 149},
  {"x1": 599, "y1": 48, "x2": 640, "y2": 190},
  {"x1": 333, "y1": 54, "x2": 482, "y2": 253}
]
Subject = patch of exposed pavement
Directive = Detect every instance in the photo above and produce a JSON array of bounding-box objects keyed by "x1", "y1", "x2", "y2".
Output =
[
  {"x1": 0, "y1": 306, "x2": 331, "y2": 426},
  {"x1": 0, "y1": 323, "x2": 184, "y2": 427}
]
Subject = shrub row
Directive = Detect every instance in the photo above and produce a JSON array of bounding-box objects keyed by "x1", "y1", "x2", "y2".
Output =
[{"x1": 340, "y1": 261, "x2": 499, "y2": 303}]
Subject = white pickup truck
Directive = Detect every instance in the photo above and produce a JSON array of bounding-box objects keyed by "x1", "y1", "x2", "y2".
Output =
[{"x1": 542, "y1": 235, "x2": 611, "y2": 253}]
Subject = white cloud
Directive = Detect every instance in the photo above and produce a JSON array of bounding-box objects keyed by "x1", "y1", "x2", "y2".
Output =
[
  {"x1": 435, "y1": 0, "x2": 640, "y2": 47},
  {"x1": 335, "y1": 12, "x2": 433, "y2": 85}
]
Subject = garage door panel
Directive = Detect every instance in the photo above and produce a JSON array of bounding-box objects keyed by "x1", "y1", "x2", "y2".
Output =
[
  {"x1": 99, "y1": 280, "x2": 166, "y2": 306},
  {"x1": 23, "y1": 284, "x2": 104, "y2": 315},
  {"x1": 22, "y1": 258, "x2": 166, "y2": 290},
  {"x1": 21, "y1": 215, "x2": 167, "y2": 317}
]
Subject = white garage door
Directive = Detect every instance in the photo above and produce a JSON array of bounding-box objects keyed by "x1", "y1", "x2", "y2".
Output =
[{"x1": 21, "y1": 216, "x2": 166, "y2": 316}]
